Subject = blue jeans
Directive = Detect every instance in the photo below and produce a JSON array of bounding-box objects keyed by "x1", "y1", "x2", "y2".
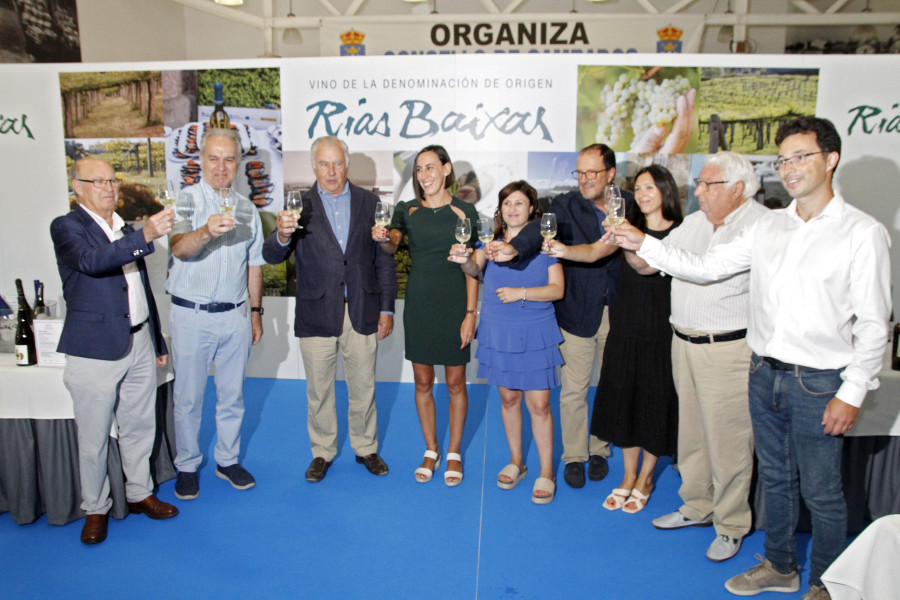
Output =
[{"x1": 748, "y1": 353, "x2": 846, "y2": 587}]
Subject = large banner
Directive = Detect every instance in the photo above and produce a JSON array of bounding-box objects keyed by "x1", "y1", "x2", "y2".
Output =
[
  {"x1": 1, "y1": 54, "x2": 899, "y2": 380},
  {"x1": 319, "y1": 16, "x2": 704, "y2": 56}
]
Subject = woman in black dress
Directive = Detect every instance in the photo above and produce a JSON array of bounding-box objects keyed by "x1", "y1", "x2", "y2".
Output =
[{"x1": 547, "y1": 164, "x2": 683, "y2": 513}]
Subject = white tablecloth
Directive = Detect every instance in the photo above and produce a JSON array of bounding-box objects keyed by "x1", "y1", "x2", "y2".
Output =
[
  {"x1": 0, "y1": 352, "x2": 174, "y2": 420},
  {"x1": 822, "y1": 514, "x2": 900, "y2": 600}
]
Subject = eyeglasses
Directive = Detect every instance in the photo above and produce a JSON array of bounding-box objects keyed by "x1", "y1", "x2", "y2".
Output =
[
  {"x1": 772, "y1": 151, "x2": 826, "y2": 170},
  {"x1": 571, "y1": 168, "x2": 608, "y2": 180},
  {"x1": 693, "y1": 178, "x2": 729, "y2": 191},
  {"x1": 76, "y1": 178, "x2": 121, "y2": 189}
]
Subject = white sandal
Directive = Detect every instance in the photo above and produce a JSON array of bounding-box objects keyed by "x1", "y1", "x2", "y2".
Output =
[
  {"x1": 497, "y1": 464, "x2": 527, "y2": 490},
  {"x1": 444, "y1": 452, "x2": 463, "y2": 487},
  {"x1": 603, "y1": 488, "x2": 633, "y2": 511},
  {"x1": 532, "y1": 477, "x2": 556, "y2": 505},
  {"x1": 414, "y1": 450, "x2": 441, "y2": 483}
]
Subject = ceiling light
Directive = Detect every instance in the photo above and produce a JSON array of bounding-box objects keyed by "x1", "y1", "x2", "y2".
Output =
[
  {"x1": 215, "y1": 0, "x2": 243, "y2": 6},
  {"x1": 283, "y1": 0, "x2": 302, "y2": 44}
]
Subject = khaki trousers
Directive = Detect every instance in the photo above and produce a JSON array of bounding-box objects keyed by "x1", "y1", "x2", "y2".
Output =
[
  {"x1": 299, "y1": 304, "x2": 379, "y2": 461},
  {"x1": 558, "y1": 309, "x2": 611, "y2": 464},
  {"x1": 671, "y1": 329, "x2": 754, "y2": 538}
]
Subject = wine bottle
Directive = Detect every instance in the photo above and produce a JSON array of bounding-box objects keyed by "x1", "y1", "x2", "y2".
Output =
[
  {"x1": 33, "y1": 280, "x2": 46, "y2": 318},
  {"x1": 15, "y1": 278, "x2": 37, "y2": 366},
  {"x1": 209, "y1": 82, "x2": 230, "y2": 129}
]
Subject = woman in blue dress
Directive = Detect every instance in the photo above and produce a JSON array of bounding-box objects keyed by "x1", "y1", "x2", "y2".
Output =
[{"x1": 449, "y1": 181, "x2": 564, "y2": 504}]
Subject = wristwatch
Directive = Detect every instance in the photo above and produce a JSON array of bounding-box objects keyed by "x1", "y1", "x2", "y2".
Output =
[
  {"x1": 466, "y1": 309, "x2": 480, "y2": 317},
  {"x1": 250, "y1": 306, "x2": 264, "y2": 315}
]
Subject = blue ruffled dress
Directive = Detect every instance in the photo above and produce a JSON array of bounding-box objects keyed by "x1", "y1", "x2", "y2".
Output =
[{"x1": 475, "y1": 250, "x2": 563, "y2": 391}]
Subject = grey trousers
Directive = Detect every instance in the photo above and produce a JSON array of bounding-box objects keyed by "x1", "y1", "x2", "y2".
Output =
[{"x1": 64, "y1": 326, "x2": 156, "y2": 514}]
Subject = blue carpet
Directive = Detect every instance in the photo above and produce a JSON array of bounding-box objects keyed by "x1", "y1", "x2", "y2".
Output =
[{"x1": 1, "y1": 378, "x2": 818, "y2": 599}]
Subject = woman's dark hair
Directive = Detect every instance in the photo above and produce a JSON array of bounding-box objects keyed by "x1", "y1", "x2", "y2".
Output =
[
  {"x1": 494, "y1": 180, "x2": 542, "y2": 238},
  {"x1": 412, "y1": 145, "x2": 455, "y2": 202},
  {"x1": 628, "y1": 164, "x2": 683, "y2": 230}
]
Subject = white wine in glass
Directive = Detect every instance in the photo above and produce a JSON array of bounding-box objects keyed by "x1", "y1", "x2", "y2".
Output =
[
  {"x1": 219, "y1": 188, "x2": 236, "y2": 214},
  {"x1": 477, "y1": 217, "x2": 494, "y2": 244},
  {"x1": 604, "y1": 184, "x2": 625, "y2": 226},
  {"x1": 286, "y1": 190, "x2": 303, "y2": 216},
  {"x1": 455, "y1": 217, "x2": 472, "y2": 244},
  {"x1": 374, "y1": 201, "x2": 391, "y2": 227},
  {"x1": 158, "y1": 181, "x2": 177, "y2": 209},
  {"x1": 540, "y1": 213, "x2": 557, "y2": 240}
]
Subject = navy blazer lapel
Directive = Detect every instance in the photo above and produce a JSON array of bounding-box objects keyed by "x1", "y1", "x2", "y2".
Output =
[{"x1": 72, "y1": 205, "x2": 115, "y2": 248}]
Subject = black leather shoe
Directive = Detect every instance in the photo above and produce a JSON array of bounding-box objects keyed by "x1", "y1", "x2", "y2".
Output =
[
  {"x1": 305, "y1": 457, "x2": 332, "y2": 482},
  {"x1": 587, "y1": 455, "x2": 609, "y2": 481},
  {"x1": 355, "y1": 453, "x2": 389, "y2": 476},
  {"x1": 81, "y1": 513, "x2": 108, "y2": 545},
  {"x1": 563, "y1": 462, "x2": 585, "y2": 489}
]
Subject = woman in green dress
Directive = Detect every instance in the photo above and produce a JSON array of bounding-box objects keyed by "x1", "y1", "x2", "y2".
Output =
[{"x1": 375, "y1": 145, "x2": 479, "y2": 486}]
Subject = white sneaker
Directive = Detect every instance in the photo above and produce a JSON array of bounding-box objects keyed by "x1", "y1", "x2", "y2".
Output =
[
  {"x1": 707, "y1": 534, "x2": 742, "y2": 562},
  {"x1": 652, "y1": 510, "x2": 713, "y2": 530},
  {"x1": 725, "y1": 554, "x2": 800, "y2": 596}
]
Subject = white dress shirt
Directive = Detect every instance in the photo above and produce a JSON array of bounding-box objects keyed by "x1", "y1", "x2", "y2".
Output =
[
  {"x1": 639, "y1": 193, "x2": 891, "y2": 408},
  {"x1": 81, "y1": 205, "x2": 149, "y2": 327},
  {"x1": 665, "y1": 199, "x2": 769, "y2": 332}
]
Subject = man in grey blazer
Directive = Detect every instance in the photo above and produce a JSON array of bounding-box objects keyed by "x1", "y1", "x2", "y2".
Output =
[
  {"x1": 51, "y1": 157, "x2": 178, "y2": 545},
  {"x1": 263, "y1": 136, "x2": 397, "y2": 482}
]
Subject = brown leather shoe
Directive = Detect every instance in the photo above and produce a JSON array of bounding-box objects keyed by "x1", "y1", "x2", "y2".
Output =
[
  {"x1": 127, "y1": 495, "x2": 179, "y2": 520},
  {"x1": 81, "y1": 513, "x2": 108, "y2": 545},
  {"x1": 355, "y1": 453, "x2": 389, "y2": 476},
  {"x1": 305, "y1": 457, "x2": 332, "y2": 482}
]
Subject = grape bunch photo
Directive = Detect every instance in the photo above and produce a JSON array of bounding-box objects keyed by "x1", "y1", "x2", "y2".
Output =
[{"x1": 577, "y1": 66, "x2": 700, "y2": 155}]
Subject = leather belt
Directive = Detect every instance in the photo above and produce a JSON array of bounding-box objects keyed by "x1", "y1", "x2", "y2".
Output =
[
  {"x1": 129, "y1": 320, "x2": 147, "y2": 334},
  {"x1": 761, "y1": 356, "x2": 827, "y2": 373},
  {"x1": 171, "y1": 295, "x2": 244, "y2": 313},
  {"x1": 673, "y1": 327, "x2": 747, "y2": 344}
]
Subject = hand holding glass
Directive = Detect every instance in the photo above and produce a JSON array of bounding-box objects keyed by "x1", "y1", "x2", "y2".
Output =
[
  {"x1": 455, "y1": 218, "x2": 472, "y2": 244},
  {"x1": 604, "y1": 185, "x2": 625, "y2": 226},
  {"x1": 540, "y1": 213, "x2": 557, "y2": 253}
]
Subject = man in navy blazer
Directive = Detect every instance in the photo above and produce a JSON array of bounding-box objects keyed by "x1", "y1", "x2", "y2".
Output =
[
  {"x1": 263, "y1": 136, "x2": 396, "y2": 483},
  {"x1": 485, "y1": 144, "x2": 632, "y2": 489},
  {"x1": 51, "y1": 157, "x2": 178, "y2": 545}
]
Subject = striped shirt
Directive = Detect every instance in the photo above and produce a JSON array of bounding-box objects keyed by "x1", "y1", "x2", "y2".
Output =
[
  {"x1": 165, "y1": 179, "x2": 265, "y2": 305},
  {"x1": 663, "y1": 199, "x2": 768, "y2": 332}
]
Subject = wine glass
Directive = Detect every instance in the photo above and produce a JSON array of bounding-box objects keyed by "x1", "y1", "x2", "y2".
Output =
[
  {"x1": 374, "y1": 201, "x2": 391, "y2": 239},
  {"x1": 604, "y1": 184, "x2": 625, "y2": 226},
  {"x1": 218, "y1": 187, "x2": 236, "y2": 215},
  {"x1": 286, "y1": 190, "x2": 303, "y2": 230},
  {"x1": 477, "y1": 217, "x2": 494, "y2": 244},
  {"x1": 455, "y1": 217, "x2": 472, "y2": 244},
  {"x1": 540, "y1": 213, "x2": 557, "y2": 240},
  {"x1": 158, "y1": 181, "x2": 177, "y2": 209}
]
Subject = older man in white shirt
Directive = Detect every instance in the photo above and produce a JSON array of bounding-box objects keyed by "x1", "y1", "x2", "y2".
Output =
[{"x1": 649, "y1": 152, "x2": 768, "y2": 564}]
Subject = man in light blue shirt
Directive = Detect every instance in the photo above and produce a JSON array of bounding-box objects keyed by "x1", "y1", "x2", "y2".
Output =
[{"x1": 166, "y1": 128, "x2": 265, "y2": 500}]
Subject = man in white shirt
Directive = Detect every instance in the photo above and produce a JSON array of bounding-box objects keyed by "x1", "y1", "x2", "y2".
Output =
[
  {"x1": 649, "y1": 152, "x2": 768, "y2": 564},
  {"x1": 608, "y1": 117, "x2": 891, "y2": 600}
]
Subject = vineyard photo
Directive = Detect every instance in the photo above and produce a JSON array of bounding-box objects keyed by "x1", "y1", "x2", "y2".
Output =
[
  {"x1": 59, "y1": 71, "x2": 164, "y2": 139},
  {"x1": 696, "y1": 67, "x2": 819, "y2": 155}
]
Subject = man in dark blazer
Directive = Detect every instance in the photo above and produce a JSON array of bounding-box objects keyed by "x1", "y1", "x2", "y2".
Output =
[
  {"x1": 485, "y1": 144, "x2": 632, "y2": 489},
  {"x1": 51, "y1": 157, "x2": 178, "y2": 545},
  {"x1": 263, "y1": 136, "x2": 397, "y2": 483}
]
